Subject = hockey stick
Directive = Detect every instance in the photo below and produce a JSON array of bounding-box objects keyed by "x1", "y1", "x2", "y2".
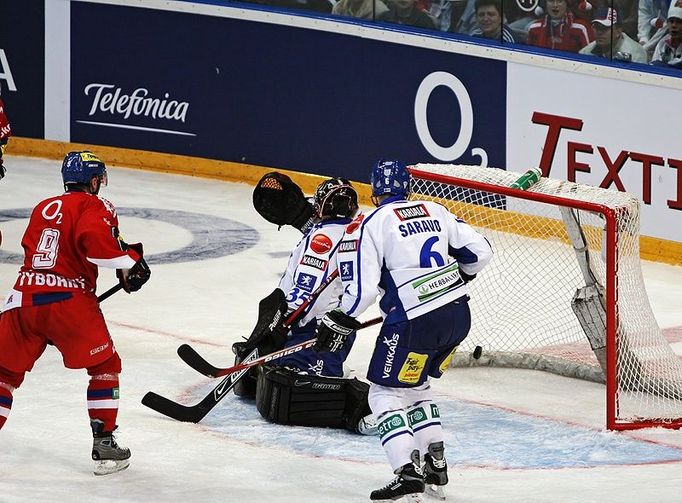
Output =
[
  {"x1": 141, "y1": 315, "x2": 382, "y2": 423},
  {"x1": 97, "y1": 283, "x2": 123, "y2": 303},
  {"x1": 177, "y1": 269, "x2": 341, "y2": 376},
  {"x1": 141, "y1": 349, "x2": 259, "y2": 423},
  {"x1": 142, "y1": 269, "x2": 341, "y2": 422},
  {"x1": 179, "y1": 315, "x2": 384, "y2": 378}
]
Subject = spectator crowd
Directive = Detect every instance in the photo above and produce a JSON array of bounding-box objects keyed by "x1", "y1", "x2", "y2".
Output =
[{"x1": 250, "y1": 0, "x2": 682, "y2": 68}]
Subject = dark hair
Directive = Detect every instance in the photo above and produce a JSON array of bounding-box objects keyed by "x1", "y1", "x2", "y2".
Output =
[{"x1": 474, "y1": 0, "x2": 502, "y2": 14}]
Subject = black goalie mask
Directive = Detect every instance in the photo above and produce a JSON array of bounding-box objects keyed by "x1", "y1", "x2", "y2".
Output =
[{"x1": 314, "y1": 177, "x2": 359, "y2": 220}]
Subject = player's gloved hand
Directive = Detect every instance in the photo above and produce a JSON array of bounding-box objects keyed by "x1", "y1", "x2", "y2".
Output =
[
  {"x1": 314, "y1": 310, "x2": 361, "y2": 353},
  {"x1": 117, "y1": 242, "x2": 151, "y2": 293}
]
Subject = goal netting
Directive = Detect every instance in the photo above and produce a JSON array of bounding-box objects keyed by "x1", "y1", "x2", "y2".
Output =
[{"x1": 409, "y1": 163, "x2": 682, "y2": 430}]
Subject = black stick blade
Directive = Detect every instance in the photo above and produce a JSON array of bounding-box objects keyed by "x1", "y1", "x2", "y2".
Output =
[
  {"x1": 177, "y1": 344, "x2": 221, "y2": 377},
  {"x1": 141, "y1": 391, "x2": 208, "y2": 423}
]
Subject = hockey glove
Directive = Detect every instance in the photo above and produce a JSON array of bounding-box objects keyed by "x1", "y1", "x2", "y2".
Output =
[
  {"x1": 253, "y1": 172, "x2": 315, "y2": 233},
  {"x1": 314, "y1": 310, "x2": 361, "y2": 353},
  {"x1": 117, "y1": 242, "x2": 151, "y2": 293}
]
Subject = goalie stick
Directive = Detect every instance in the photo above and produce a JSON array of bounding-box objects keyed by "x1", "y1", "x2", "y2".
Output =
[
  {"x1": 142, "y1": 316, "x2": 383, "y2": 422},
  {"x1": 179, "y1": 315, "x2": 384, "y2": 378},
  {"x1": 141, "y1": 349, "x2": 260, "y2": 423},
  {"x1": 142, "y1": 269, "x2": 341, "y2": 422},
  {"x1": 175, "y1": 269, "x2": 340, "y2": 376}
]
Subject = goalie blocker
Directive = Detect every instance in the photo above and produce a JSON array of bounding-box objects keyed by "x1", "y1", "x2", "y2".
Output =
[{"x1": 255, "y1": 364, "x2": 372, "y2": 432}]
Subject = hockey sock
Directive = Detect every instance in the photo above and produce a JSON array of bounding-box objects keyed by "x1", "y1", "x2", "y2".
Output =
[
  {"x1": 87, "y1": 374, "x2": 120, "y2": 432},
  {"x1": 376, "y1": 409, "x2": 417, "y2": 471},
  {"x1": 407, "y1": 400, "x2": 443, "y2": 456},
  {"x1": 0, "y1": 383, "x2": 14, "y2": 430}
]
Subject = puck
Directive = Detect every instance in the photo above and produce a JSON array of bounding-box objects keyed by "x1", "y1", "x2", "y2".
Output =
[{"x1": 473, "y1": 345, "x2": 483, "y2": 359}]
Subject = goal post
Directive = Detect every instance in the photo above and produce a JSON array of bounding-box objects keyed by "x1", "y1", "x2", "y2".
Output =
[{"x1": 409, "y1": 163, "x2": 682, "y2": 431}]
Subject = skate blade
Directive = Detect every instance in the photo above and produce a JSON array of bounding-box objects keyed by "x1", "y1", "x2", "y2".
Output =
[
  {"x1": 425, "y1": 485, "x2": 446, "y2": 500},
  {"x1": 369, "y1": 493, "x2": 424, "y2": 502},
  {"x1": 94, "y1": 458, "x2": 130, "y2": 476}
]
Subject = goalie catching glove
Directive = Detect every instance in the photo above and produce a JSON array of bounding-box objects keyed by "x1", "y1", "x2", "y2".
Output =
[
  {"x1": 116, "y1": 242, "x2": 151, "y2": 293},
  {"x1": 253, "y1": 172, "x2": 315, "y2": 233},
  {"x1": 314, "y1": 310, "x2": 361, "y2": 353}
]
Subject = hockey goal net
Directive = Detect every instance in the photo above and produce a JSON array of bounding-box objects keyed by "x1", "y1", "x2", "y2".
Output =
[{"x1": 409, "y1": 163, "x2": 682, "y2": 430}]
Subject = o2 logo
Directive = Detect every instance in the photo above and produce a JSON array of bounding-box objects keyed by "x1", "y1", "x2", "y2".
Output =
[{"x1": 414, "y1": 71, "x2": 488, "y2": 167}]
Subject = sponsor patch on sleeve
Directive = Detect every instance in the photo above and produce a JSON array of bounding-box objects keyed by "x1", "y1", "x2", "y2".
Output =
[
  {"x1": 338, "y1": 240, "x2": 358, "y2": 253},
  {"x1": 394, "y1": 204, "x2": 430, "y2": 221},
  {"x1": 300, "y1": 254, "x2": 328, "y2": 271},
  {"x1": 340, "y1": 261, "x2": 354, "y2": 281},
  {"x1": 345, "y1": 213, "x2": 365, "y2": 234},
  {"x1": 310, "y1": 233, "x2": 333, "y2": 254},
  {"x1": 296, "y1": 272, "x2": 317, "y2": 292}
]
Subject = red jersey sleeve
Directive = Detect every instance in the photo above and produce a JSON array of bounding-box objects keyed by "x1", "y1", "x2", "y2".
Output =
[{"x1": 76, "y1": 197, "x2": 139, "y2": 269}]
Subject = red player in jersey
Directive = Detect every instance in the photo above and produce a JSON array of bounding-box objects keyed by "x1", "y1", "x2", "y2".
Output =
[
  {"x1": 0, "y1": 151, "x2": 151, "y2": 475},
  {"x1": 0, "y1": 93, "x2": 11, "y2": 180}
]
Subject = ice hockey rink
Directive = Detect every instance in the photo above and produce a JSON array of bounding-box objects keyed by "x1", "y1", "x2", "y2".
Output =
[{"x1": 1, "y1": 156, "x2": 682, "y2": 502}]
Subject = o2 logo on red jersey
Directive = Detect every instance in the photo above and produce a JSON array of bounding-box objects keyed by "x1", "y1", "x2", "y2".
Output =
[{"x1": 310, "y1": 233, "x2": 332, "y2": 254}]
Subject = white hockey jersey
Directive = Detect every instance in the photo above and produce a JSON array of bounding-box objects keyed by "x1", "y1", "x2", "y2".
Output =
[
  {"x1": 338, "y1": 197, "x2": 493, "y2": 322},
  {"x1": 278, "y1": 219, "x2": 351, "y2": 327}
]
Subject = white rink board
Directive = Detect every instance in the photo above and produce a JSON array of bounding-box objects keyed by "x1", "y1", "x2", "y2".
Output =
[{"x1": 506, "y1": 62, "x2": 682, "y2": 243}]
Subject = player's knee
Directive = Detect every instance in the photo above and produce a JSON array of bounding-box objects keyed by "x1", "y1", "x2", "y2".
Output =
[
  {"x1": 368, "y1": 383, "x2": 405, "y2": 414},
  {"x1": 87, "y1": 352, "x2": 122, "y2": 376},
  {"x1": 0, "y1": 366, "x2": 24, "y2": 389}
]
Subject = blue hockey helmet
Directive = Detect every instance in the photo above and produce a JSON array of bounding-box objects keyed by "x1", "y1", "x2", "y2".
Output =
[
  {"x1": 370, "y1": 159, "x2": 411, "y2": 200},
  {"x1": 61, "y1": 151, "x2": 107, "y2": 188}
]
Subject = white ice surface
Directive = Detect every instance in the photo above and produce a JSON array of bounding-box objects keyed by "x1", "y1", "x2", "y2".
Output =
[{"x1": 1, "y1": 156, "x2": 682, "y2": 502}]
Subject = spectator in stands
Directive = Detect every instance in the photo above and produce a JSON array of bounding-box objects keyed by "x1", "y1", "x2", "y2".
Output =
[
  {"x1": 638, "y1": 0, "x2": 671, "y2": 56},
  {"x1": 504, "y1": 0, "x2": 539, "y2": 43},
  {"x1": 386, "y1": 0, "x2": 437, "y2": 28},
  {"x1": 651, "y1": 1, "x2": 682, "y2": 67},
  {"x1": 579, "y1": 7, "x2": 648, "y2": 62},
  {"x1": 428, "y1": 0, "x2": 477, "y2": 33},
  {"x1": 579, "y1": 0, "x2": 639, "y2": 40},
  {"x1": 527, "y1": 0, "x2": 593, "y2": 52},
  {"x1": 471, "y1": 0, "x2": 519, "y2": 42},
  {"x1": 333, "y1": 0, "x2": 392, "y2": 20}
]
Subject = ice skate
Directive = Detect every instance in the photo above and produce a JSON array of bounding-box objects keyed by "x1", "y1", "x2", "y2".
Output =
[
  {"x1": 423, "y1": 442, "x2": 447, "y2": 500},
  {"x1": 91, "y1": 420, "x2": 131, "y2": 476},
  {"x1": 370, "y1": 451, "x2": 425, "y2": 501}
]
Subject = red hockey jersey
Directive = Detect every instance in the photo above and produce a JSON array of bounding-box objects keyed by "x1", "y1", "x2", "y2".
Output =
[{"x1": 2, "y1": 191, "x2": 140, "y2": 310}]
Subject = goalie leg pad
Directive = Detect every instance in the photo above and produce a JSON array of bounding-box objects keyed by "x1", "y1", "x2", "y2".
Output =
[{"x1": 255, "y1": 365, "x2": 370, "y2": 431}]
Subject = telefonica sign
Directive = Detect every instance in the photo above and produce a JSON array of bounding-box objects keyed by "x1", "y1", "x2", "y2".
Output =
[{"x1": 76, "y1": 83, "x2": 196, "y2": 136}]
